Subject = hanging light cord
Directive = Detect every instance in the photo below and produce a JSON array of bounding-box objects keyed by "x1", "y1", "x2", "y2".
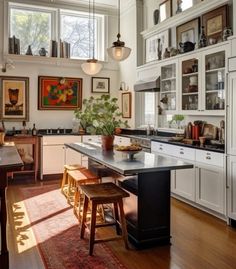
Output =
[
  {"x1": 88, "y1": 0, "x2": 91, "y2": 59},
  {"x1": 92, "y1": 0, "x2": 95, "y2": 59},
  {"x1": 117, "y1": 0, "x2": 121, "y2": 41}
]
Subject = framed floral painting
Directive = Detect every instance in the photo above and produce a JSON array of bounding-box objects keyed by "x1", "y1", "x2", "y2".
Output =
[
  {"x1": 0, "y1": 76, "x2": 29, "y2": 121},
  {"x1": 38, "y1": 76, "x2": 82, "y2": 110}
]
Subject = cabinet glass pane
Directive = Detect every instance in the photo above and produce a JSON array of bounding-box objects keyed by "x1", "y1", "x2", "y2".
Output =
[
  {"x1": 181, "y1": 58, "x2": 199, "y2": 110},
  {"x1": 160, "y1": 63, "x2": 176, "y2": 110},
  {"x1": 205, "y1": 51, "x2": 225, "y2": 110}
]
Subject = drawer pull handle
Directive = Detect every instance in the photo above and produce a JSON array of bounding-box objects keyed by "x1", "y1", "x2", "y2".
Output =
[
  {"x1": 180, "y1": 151, "x2": 184, "y2": 154},
  {"x1": 159, "y1": 147, "x2": 163, "y2": 150},
  {"x1": 206, "y1": 156, "x2": 211, "y2": 160}
]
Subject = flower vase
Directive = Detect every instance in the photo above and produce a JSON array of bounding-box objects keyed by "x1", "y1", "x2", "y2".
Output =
[{"x1": 101, "y1": 135, "x2": 114, "y2": 151}]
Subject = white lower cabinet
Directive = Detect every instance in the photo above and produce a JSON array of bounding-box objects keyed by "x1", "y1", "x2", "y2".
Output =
[
  {"x1": 195, "y1": 163, "x2": 225, "y2": 214},
  {"x1": 151, "y1": 141, "x2": 226, "y2": 217},
  {"x1": 171, "y1": 168, "x2": 196, "y2": 201},
  {"x1": 114, "y1": 135, "x2": 130, "y2": 146},
  {"x1": 227, "y1": 156, "x2": 236, "y2": 221},
  {"x1": 41, "y1": 135, "x2": 81, "y2": 178}
]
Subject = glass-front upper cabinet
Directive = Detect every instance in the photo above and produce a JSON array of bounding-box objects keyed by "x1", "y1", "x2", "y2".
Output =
[
  {"x1": 181, "y1": 57, "x2": 199, "y2": 111},
  {"x1": 204, "y1": 51, "x2": 225, "y2": 111},
  {"x1": 160, "y1": 62, "x2": 177, "y2": 111}
]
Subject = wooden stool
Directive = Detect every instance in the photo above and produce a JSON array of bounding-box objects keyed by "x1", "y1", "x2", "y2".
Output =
[
  {"x1": 80, "y1": 182, "x2": 130, "y2": 255},
  {"x1": 67, "y1": 169, "x2": 100, "y2": 218},
  {"x1": 60, "y1": 164, "x2": 85, "y2": 197}
]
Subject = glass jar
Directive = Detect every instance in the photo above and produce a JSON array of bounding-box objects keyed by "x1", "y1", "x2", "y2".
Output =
[{"x1": 72, "y1": 117, "x2": 80, "y2": 134}]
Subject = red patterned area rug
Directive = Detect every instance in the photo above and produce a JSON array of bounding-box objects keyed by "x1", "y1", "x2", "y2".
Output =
[{"x1": 20, "y1": 183, "x2": 127, "y2": 269}]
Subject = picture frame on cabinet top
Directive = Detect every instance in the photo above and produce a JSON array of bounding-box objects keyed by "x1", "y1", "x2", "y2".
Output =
[
  {"x1": 159, "y1": 0, "x2": 172, "y2": 23},
  {"x1": 202, "y1": 5, "x2": 228, "y2": 43},
  {"x1": 176, "y1": 18, "x2": 199, "y2": 48},
  {"x1": 145, "y1": 29, "x2": 170, "y2": 63}
]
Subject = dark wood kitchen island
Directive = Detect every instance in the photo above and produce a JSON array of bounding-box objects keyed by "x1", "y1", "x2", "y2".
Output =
[
  {"x1": 0, "y1": 145, "x2": 23, "y2": 269},
  {"x1": 66, "y1": 142, "x2": 193, "y2": 248}
]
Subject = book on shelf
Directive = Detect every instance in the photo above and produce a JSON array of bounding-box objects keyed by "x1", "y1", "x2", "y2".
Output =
[
  {"x1": 8, "y1": 35, "x2": 20, "y2": 54},
  {"x1": 60, "y1": 40, "x2": 71, "y2": 58},
  {"x1": 50, "y1": 40, "x2": 58, "y2": 57}
]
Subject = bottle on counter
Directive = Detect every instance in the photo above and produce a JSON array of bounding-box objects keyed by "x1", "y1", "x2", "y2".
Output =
[{"x1": 32, "y1": 123, "x2": 37, "y2": 136}]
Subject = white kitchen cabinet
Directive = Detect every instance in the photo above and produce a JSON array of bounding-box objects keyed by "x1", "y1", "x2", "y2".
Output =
[
  {"x1": 227, "y1": 156, "x2": 236, "y2": 220},
  {"x1": 195, "y1": 163, "x2": 225, "y2": 214},
  {"x1": 41, "y1": 135, "x2": 81, "y2": 178},
  {"x1": 179, "y1": 43, "x2": 228, "y2": 116},
  {"x1": 227, "y1": 71, "x2": 236, "y2": 156},
  {"x1": 171, "y1": 168, "x2": 196, "y2": 201},
  {"x1": 64, "y1": 147, "x2": 82, "y2": 165},
  {"x1": 114, "y1": 135, "x2": 130, "y2": 146},
  {"x1": 152, "y1": 142, "x2": 196, "y2": 201}
]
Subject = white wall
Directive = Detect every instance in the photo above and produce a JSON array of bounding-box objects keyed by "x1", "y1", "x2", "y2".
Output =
[{"x1": 0, "y1": 0, "x2": 120, "y2": 131}]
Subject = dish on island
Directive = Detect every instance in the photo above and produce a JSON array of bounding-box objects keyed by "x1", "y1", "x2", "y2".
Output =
[{"x1": 115, "y1": 145, "x2": 142, "y2": 151}]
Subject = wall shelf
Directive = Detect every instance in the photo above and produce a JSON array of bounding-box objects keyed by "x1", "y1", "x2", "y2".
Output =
[{"x1": 141, "y1": 0, "x2": 231, "y2": 39}]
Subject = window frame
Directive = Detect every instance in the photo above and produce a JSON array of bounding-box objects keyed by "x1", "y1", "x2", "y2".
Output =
[{"x1": 6, "y1": 2, "x2": 106, "y2": 61}]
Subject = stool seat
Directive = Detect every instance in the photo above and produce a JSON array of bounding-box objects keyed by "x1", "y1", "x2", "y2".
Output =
[
  {"x1": 61, "y1": 164, "x2": 85, "y2": 196},
  {"x1": 80, "y1": 182, "x2": 129, "y2": 201},
  {"x1": 80, "y1": 182, "x2": 130, "y2": 255}
]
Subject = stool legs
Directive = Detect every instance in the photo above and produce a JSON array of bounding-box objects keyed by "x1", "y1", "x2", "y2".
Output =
[
  {"x1": 80, "y1": 196, "x2": 89, "y2": 239},
  {"x1": 89, "y1": 201, "x2": 98, "y2": 256},
  {"x1": 118, "y1": 199, "x2": 129, "y2": 250},
  {"x1": 113, "y1": 202, "x2": 121, "y2": 235}
]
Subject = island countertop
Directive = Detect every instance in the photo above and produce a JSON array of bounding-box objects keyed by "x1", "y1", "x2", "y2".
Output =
[{"x1": 65, "y1": 142, "x2": 193, "y2": 175}]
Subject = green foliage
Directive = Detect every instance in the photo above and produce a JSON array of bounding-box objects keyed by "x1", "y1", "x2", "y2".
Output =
[
  {"x1": 74, "y1": 95, "x2": 129, "y2": 135},
  {"x1": 171, "y1": 114, "x2": 185, "y2": 123}
]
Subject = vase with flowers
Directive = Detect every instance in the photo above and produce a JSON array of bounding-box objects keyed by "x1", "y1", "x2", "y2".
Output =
[{"x1": 74, "y1": 95, "x2": 129, "y2": 150}]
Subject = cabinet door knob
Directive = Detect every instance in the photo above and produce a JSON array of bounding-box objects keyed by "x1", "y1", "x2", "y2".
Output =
[
  {"x1": 206, "y1": 156, "x2": 211, "y2": 160},
  {"x1": 159, "y1": 147, "x2": 163, "y2": 151},
  {"x1": 180, "y1": 151, "x2": 184, "y2": 154}
]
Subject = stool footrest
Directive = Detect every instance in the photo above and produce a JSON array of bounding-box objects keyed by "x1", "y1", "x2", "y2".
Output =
[
  {"x1": 95, "y1": 222, "x2": 117, "y2": 228},
  {"x1": 94, "y1": 236, "x2": 124, "y2": 244}
]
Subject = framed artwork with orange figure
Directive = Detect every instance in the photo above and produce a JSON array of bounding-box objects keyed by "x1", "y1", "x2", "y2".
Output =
[
  {"x1": 38, "y1": 76, "x2": 82, "y2": 110},
  {"x1": 0, "y1": 76, "x2": 29, "y2": 121}
]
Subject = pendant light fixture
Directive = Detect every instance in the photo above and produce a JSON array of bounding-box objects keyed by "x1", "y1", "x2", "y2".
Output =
[
  {"x1": 107, "y1": 0, "x2": 131, "y2": 61},
  {"x1": 81, "y1": 0, "x2": 102, "y2": 75}
]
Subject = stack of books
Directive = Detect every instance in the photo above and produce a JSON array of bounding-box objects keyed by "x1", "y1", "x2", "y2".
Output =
[
  {"x1": 60, "y1": 40, "x2": 71, "y2": 58},
  {"x1": 8, "y1": 36, "x2": 20, "y2": 54}
]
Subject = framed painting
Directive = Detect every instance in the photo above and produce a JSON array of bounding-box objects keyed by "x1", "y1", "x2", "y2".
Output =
[
  {"x1": 145, "y1": 29, "x2": 169, "y2": 62},
  {"x1": 122, "y1": 92, "x2": 131, "y2": 118},
  {"x1": 91, "y1": 77, "x2": 110, "y2": 93},
  {"x1": 202, "y1": 5, "x2": 228, "y2": 43},
  {"x1": 38, "y1": 76, "x2": 82, "y2": 110},
  {"x1": 176, "y1": 18, "x2": 200, "y2": 47},
  {"x1": 159, "y1": 0, "x2": 172, "y2": 22},
  {"x1": 0, "y1": 76, "x2": 29, "y2": 121}
]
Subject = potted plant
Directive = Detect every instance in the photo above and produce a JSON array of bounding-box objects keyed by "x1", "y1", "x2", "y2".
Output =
[{"x1": 74, "y1": 95, "x2": 129, "y2": 150}]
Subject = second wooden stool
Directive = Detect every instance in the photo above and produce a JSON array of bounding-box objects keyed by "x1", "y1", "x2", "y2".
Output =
[
  {"x1": 67, "y1": 169, "x2": 100, "y2": 219},
  {"x1": 80, "y1": 182, "x2": 130, "y2": 255}
]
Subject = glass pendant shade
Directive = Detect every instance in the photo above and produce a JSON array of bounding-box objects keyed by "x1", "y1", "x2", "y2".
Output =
[
  {"x1": 81, "y1": 59, "x2": 102, "y2": 75},
  {"x1": 107, "y1": 0, "x2": 131, "y2": 61},
  {"x1": 107, "y1": 44, "x2": 131, "y2": 61}
]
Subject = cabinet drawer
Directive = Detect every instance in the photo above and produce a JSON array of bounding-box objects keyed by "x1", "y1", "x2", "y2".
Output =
[
  {"x1": 168, "y1": 145, "x2": 195, "y2": 161},
  {"x1": 43, "y1": 135, "x2": 81, "y2": 145},
  {"x1": 82, "y1": 135, "x2": 101, "y2": 143},
  {"x1": 196, "y1": 150, "x2": 224, "y2": 167},
  {"x1": 114, "y1": 136, "x2": 130, "y2": 145},
  {"x1": 151, "y1": 141, "x2": 170, "y2": 154}
]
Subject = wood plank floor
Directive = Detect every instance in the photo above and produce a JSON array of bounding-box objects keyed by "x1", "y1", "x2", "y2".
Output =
[{"x1": 6, "y1": 179, "x2": 236, "y2": 269}]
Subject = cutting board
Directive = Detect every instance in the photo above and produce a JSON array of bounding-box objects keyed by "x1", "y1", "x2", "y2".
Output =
[{"x1": 202, "y1": 124, "x2": 217, "y2": 139}]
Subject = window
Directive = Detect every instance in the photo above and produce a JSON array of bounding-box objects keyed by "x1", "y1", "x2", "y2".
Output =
[
  {"x1": 182, "y1": 0, "x2": 193, "y2": 11},
  {"x1": 135, "y1": 92, "x2": 157, "y2": 128},
  {"x1": 60, "y1": 10, "x2": 104, "y2": 60},
  {"x1": 10, "y1": 5, "x2": 53, "y2": 55},
  {"x1": 8, "y1": 3, "x2": 105, "y2": 60}
]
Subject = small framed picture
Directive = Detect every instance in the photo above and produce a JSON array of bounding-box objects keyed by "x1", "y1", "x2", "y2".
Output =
[
  {"x1": 202, "y1": 5, "x2": 228, "y2": 43},
  {"x1": 91, "y1": 77, "x2": 110, "y2": 93},
  {"x1": 122, "y1": 92, "x2": 131, "y2": 118},
  {"x1": 159, "y1": 0, "x2": 172, "y2": 23},
  {"x1": 176, "y1": 18, "x2": 200, "y2": 47},
  {"x1": 0, "y1": 76, "x2": 29, "y2": 121},
  {"x1": 38, "y1": 76, "x2": 82, "y2": 110}
]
